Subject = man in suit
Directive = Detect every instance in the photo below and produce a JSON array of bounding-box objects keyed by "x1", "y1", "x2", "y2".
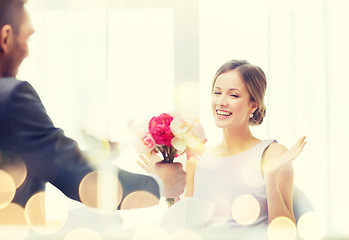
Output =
[{"x1": 0, "y1": 0, "x2": 186, "y2": 210}]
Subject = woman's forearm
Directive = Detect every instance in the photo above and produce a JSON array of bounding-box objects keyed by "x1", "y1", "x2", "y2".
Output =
[{"x1": 264, "y1": 174, "x2": 296, "y2": 224}]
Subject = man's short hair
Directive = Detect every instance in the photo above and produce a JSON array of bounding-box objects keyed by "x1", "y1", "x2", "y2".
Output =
[{"x1": 0, "y1": 0, "x2": 27, "y2": 34}]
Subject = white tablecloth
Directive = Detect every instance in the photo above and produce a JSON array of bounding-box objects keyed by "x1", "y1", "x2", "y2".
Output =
[{"x1": 7, "y1": 198, "x2": 298, "y2": 240}]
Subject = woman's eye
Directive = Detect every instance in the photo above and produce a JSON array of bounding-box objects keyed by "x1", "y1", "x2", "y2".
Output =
[
  {"x1": 230, "y1": 95, "x2": 239, "y2": 98},
  {"x1": 213, "y1": 92, "x2": 221, "y2": 95}
]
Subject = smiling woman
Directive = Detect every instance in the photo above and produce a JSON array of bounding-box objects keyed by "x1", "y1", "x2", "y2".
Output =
[
  {"x1": 212, "y1": 70, "x2": 255, "y2": 129},
  {"x1": 211, "y1": 60, "x2": 266, "y2": 129},
  {"x1": 191, "y1": 60, "x2": 306, "y2": 229}
]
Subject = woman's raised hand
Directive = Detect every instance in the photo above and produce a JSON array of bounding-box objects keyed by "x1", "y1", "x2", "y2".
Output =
[
  {"x1": 263, "y1": 136, "x2": 307, "y2": 176},
  {"x1": 137, "y1": 152, "x2": 162, "y2": 173}
]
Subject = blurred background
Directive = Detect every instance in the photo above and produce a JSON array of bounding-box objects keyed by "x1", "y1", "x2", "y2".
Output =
[{"x1": 18, "y1": 0, "x2": 348, "y2": 238}]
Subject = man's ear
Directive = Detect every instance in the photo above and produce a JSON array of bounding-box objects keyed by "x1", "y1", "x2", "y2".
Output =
[{"x1": 0, "y1": 25, "x2": 14, "y2": 54}]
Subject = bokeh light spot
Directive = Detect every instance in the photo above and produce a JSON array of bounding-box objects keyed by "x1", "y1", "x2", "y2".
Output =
[
  {"x1": 0, "y1": 203, "x2": 29, "y2": 240},
  {"x1": 120, "y1": 191, "x2": 159, "y2": 210},
  {"x1": 267, "y1": 217, "x2": 297, "y2": 240},
  {"x1": 231, "y1": 194, "x2": 260, "y2": 225},
  {"x1": 0, "y1": 169, "x2": 16, "y2": 210},
  {"x1": 0, "y1": 153, "x2": 27, "y2": 189},
  {"x1": 169, "y1": 229, "x2": 203, "y2": 240},
  {"x1": 64, "y1": 227, "x2": 103, "y2": 240},
  {"x1": 24, "y1": 192, "x2": 67, "y2": 234},
  {"x1": 297, "y1": 211, "x2": 327, "y2": 240},
  {"x1": 79, "y1": 171, "x2": 122, "y2": 211},
  {"x1": 132, "y1": 225, "x2": 169, "y2": 240}
]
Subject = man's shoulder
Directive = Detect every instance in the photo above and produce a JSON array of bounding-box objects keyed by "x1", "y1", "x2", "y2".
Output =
[
  {"x1": 0, "y1": 77, "x2": 28, "y2": 96},
  {"x1": 0, "y1": 78, "x2": 31, "y2": 114}
]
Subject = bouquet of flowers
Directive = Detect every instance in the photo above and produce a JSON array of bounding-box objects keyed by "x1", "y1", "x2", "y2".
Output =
[{"x1": 132, "y1": 112, "x2": 206, "y2": 206}]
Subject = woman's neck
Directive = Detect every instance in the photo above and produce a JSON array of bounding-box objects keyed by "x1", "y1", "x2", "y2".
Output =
[{"x1": 216, "y1": 126, "x2": 260, "y2": 156}]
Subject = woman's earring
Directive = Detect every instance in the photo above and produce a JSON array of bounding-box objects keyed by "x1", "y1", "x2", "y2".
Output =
[{"x1": 249, "y1": 113, "x2": 253, "y2": 118}]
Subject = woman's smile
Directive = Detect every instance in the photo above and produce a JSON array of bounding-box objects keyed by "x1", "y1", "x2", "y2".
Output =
[{"x1": 216, "y1": 109, "x2": 232, "y2": 119}]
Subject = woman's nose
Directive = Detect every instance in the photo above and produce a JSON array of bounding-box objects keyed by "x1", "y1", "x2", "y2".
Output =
[{"x1": 217, "y1": 95, "x2": 228, "y2": 107}]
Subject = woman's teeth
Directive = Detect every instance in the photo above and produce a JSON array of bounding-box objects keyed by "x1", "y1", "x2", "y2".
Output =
[{"x1": 216, "y1": 110, "x2": 232, "y2": 116}]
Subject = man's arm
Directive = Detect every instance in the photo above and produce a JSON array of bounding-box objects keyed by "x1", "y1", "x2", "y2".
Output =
[{"x1": 5, "y1": 80, "x2": 163, "y2": 207}]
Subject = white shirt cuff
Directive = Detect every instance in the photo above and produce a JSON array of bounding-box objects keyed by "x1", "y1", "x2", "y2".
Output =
[{"x1": 149, "y1": 173, "x2": 164, "y2": 198}]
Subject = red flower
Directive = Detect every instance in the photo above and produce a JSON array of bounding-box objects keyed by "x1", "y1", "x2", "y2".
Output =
[{"x1": 148, "y1": 113, "x2": 174, "y2": 146}]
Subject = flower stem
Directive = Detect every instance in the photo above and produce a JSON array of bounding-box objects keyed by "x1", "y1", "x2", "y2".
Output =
[{"x1": 160, "y1": 145, "x2": 176, "y2": 163}]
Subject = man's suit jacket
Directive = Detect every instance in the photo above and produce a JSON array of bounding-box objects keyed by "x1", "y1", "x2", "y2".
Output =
[{"x1": 0, "y1": 77, "x2": 160, "y2": 208}]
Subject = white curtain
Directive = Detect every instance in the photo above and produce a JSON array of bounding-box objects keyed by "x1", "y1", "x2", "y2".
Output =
[{"x1": 20, "y1": 1, "x2": 175, "y2": 170}]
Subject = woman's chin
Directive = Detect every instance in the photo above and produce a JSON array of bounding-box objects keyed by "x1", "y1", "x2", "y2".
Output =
[{"x1": 214, "y1": 121, "x2": 228, "y2": 128}]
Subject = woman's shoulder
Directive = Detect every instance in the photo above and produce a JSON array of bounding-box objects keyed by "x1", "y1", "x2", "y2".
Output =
[{"x1": 263, "y1": 141, "x2": 288, "y2": 160}]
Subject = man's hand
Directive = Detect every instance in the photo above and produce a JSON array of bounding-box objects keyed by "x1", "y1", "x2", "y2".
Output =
[{"x1": 154, "y1": 162, "x2": 186, "y2": 198}]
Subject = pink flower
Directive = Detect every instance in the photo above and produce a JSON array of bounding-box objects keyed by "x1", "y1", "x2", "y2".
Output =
[
  {"x1": 148, "y1": 113, "x2": 174, "y2": 146},
  {"x1": 142, "y1": 133, "x2": 155, "y2": 150}
]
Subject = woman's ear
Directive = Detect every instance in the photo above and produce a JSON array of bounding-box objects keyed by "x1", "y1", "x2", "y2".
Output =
[
  {"x1": 250, "y1": 101, "x2": 258, "y2": 114},
  {"x1": 0, "y1": 25, "x2": 13, "y2": 54}
]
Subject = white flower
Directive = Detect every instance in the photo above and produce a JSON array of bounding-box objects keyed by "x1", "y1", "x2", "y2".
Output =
[
  {"x1": 170, "y1": 117, "x2": 191, "y2": 138},
  {"x1": 171, "y1": 137, "x2": 186, "y2": 153}
]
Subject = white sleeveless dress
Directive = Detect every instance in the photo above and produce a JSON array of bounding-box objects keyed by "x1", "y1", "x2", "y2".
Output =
[{"x1": 193, "y1": 140, "x2": 276, "y2": 228}]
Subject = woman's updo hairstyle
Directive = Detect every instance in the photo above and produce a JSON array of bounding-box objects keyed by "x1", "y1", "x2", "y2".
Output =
[{"x1": 212, "y1": 60, "x2": 267, "y2": 126}]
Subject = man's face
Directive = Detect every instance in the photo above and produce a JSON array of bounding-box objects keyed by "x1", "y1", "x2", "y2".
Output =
[{"x1": 3, "y1": 9, "x2": 34, "y2": 77}]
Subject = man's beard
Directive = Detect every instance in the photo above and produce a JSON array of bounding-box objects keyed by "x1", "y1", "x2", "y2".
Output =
[
  {"x1": 2, "y1": 59, "x2": 19, "y2": 77},
  {"x1": 1, "y1": 40, "x2": 23, "y2": 77}
]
